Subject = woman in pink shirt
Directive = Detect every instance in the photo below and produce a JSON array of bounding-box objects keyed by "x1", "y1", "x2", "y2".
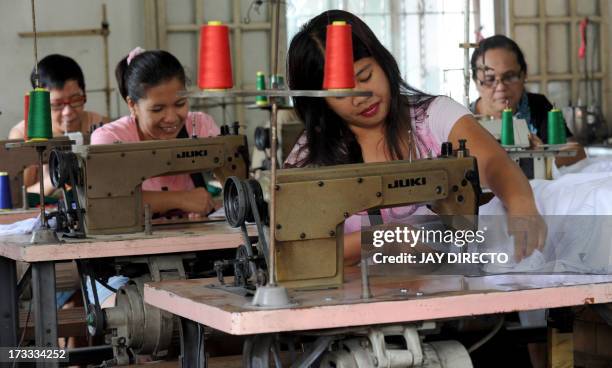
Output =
[
  {"x1": 91, "y1": 48, "x2": 219, "y2": 217},
  {"x1": 285, "y1": 10, "x2": 547, "y2": 265}
]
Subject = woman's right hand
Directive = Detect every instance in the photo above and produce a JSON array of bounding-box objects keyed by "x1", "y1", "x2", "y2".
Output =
[{"x1": 528, "y1": 133, "x2": 544, "y2": 149}]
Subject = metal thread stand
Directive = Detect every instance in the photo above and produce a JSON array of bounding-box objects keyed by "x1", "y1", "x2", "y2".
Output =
[{"x1": 30, "y1": 146, "x2": 60, "y2": 244}]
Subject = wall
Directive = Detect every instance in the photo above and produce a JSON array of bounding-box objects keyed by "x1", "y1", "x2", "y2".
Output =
[
  {"x1": 503, "y1": 0, "x2": 612, "y2": 133},
  {"x1": 0, "y1": 0, "x2": 145, "y2": 138}
]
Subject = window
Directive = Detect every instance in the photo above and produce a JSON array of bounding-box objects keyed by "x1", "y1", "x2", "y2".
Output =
[{"x1": 286, "y1": 0, "x2": 495, "y2": 106}]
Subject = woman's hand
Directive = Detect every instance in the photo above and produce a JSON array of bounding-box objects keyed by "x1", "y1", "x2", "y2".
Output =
[
  {"x1": 142, "y1": 187, "x2": 216, "y2": 217},
  {"x1": 180, "y1": 187, "x2": 216, "y2": 217},
  {"x1": 528, "y1": 133, "x2": 544, "y2": 149},
  {"x1": 506, "y1": 205, "x2": 547, "y2": 261}
]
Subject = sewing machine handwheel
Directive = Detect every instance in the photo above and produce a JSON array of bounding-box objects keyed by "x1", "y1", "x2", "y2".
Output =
[
  {"x1": 49, "y1": 150, "x2": 79, "y2": 188},
  {"x1": 223, "y1": 176, "x2": 249, "y2": 227}
]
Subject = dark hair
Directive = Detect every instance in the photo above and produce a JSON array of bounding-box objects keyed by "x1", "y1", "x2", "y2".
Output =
[
  {"x1": 30, "y1": 54, "x2": 85, "y2": 91},
  {"x1": 471, "y1": 35, "x2": 527, "y2": 80},
  {"x1": 115, "y1": 49, "x2": 186, "y2": 102},
  {"x1": 287, "y1": 10, "x2": 432, "y2": 166}
]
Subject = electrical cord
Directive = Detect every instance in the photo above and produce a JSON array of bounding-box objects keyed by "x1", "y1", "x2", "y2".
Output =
[
  {"x1": 12, "y1": 301, "x2": 33, "y2": 368},
  {"x1": 467, "y1": 315, "x2": 505, "y2": 353}
]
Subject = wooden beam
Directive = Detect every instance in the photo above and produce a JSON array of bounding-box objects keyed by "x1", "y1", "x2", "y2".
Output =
[
  {"x1": 156, "y1": 0, "x2": 167, "y2": 50},
  {"x1": 143, "y1": 0, "x2": 158, "y2": 49},
  {"x1": 18, "y1": 29, "x2": 104, "y2": 38}
]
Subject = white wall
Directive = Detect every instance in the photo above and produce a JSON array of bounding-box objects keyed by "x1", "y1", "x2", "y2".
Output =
[{"x1": 0, "y1": 0, "x2": 145, "y2": 138}]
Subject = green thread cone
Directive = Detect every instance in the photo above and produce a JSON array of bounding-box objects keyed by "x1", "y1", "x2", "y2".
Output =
[
  {"x1": 547, "y1": 108, "x2": 565, "y2": 144},
  {"x1": 255, "y1": 71, "x2": 268, "y2": 106},
  {"x1": 501, "y1": 108, "x2": 514, "y2": 145},
  {"x1": 26, "y1": 88, "x2": 52, "y2": 141}
]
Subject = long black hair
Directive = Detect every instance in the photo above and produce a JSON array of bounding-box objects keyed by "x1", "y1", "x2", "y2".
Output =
[
  {"x1": 31, "y1": 54, "x2": 85, "y2": 91},
  {"x1": 287, "y1": 10, "x2": 433, "y2": 166},
  {"x1": 471, "y1": 35, "x2": 527, "y2": 81},
  {"x1": 115, "y1": 49, "x2": 186, "y2": 102}
]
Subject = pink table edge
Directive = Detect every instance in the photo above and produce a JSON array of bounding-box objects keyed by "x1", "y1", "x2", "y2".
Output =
[{"x1": 144, "y1": 281, "x2": 612, "y2": 335}]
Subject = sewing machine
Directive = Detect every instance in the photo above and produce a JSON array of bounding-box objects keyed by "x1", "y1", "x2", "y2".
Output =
[
  {"x1": 222, "y1": 140, "x2": 480, "y2": 289},
  {"x1": 38, "y1": 132, "x2": 250, "y2": 364},
  {"x1": 1, "y1": 137, "x2": 72, "y2": 209},
  {"x1": 49, "y1": 133, "x2": 249, "y2": 236}
]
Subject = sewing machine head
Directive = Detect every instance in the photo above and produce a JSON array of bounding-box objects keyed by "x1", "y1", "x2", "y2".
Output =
[
  {"x1": 50, "y1": 134, "x2": 248, "y2": 236},
  {"x1": 223, "y1": 141, "x2": 481, "y2": 289}
]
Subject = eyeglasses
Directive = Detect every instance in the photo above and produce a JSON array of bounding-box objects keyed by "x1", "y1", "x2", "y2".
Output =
[
  {"x1": 476, "y1": 70, "x2": 523, "y2": 88},
  {"x1": 50, "y1": 95, "x2": 87, "y2": 111}
]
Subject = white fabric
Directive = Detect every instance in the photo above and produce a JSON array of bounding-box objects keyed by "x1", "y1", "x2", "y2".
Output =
[
  {"x1": 480, "y1": 172, "x2": 612, "y2": 274},
  {"x1": 553, "y1": 157, "x2": 612, "y2": 179},
  {"x1": 0, "y1": 216, "x2": 41, "y2": 236},
  {"x1": 0, "y1": 214, "x2": 57, "y2": 236}
]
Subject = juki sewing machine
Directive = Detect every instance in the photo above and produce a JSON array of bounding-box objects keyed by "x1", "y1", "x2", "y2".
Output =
[
  {"x1": 221, "y1": 140, "x2": 481, "y2": 290},
  {"x1": 40, "y1": 130, "x2": 250, "y2": 365},
  {"x1": 49, "y1": 132, "x2": 249, "y2": 237}
]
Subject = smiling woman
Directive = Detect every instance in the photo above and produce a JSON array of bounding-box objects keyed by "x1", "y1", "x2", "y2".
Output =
[{"x1": 90, "y1": 48, "x2": 219, "y2": 217}]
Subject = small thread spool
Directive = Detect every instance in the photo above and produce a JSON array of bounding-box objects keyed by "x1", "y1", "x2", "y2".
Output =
[
  {"x1": 0, "y1": 172, "x2": 12, "y2": 209},
  {"x1": 500, "y1": 107, "x2": 515, "y2": 146},
  {"x1": 198, "y1": 21, "x2": 233, "y2": 90},
  {"x1": 255, "y1": 71, "x2": 268, "y2": 106},
  {"x1": 547, "y1": 108, "x2": 566, "y2": 144},
  {"x1": 323, "y1": 21, "x2": 355, "y2": 90},
  {"x1": 24, "y1": 92, "x2": 30, "y2": 140}
]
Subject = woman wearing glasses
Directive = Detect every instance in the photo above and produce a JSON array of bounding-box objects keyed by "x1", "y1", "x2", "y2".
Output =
[
  {"x1": 8, "y1": 54, "x2": 109, "y2": 195},
  {"x1": 470, "y1": 35, "x2": 585, "y2": 166}
]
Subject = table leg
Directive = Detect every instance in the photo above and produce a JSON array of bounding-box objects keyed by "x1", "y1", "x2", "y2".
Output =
[
  {"x1": 179, "y1": 318, "x2": 207, "y2": 368},
  {"x1": 0, "y1": 256, "x2": 18, "y2": 347},
  {"x1": 32, "y1": 261, "x2": 58, "y2": 368}
]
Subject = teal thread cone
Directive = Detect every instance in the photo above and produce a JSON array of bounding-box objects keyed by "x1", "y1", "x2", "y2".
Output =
[
  {"x1": 26, "y1": 88, "x2": 52, "y2": 141},
  {"x1": 255, "y1": 71, "x2": 268, "y2": 106},
  {"x1": 547, "y1": 108, "x2": 566, "y2": 144},
  {"x1": 501, "y1": 108, "x2": 514, "y2": 145}
]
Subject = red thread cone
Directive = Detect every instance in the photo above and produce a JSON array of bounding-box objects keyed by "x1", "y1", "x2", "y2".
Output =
[
  {"x1": 198, "y1": 21, "x2": 233, "y2": 89},
  {"x1": 323, "y1": 21, "x2": 355, "y2": 90}
]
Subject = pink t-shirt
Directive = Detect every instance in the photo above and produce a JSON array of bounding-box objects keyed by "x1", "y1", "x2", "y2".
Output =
[
  {"x1": 91, "y1": 112, "x2": 220, "y2": 191},
  {"x1": 283, "y1": 96, "x2": 471, "y2": 233}
]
